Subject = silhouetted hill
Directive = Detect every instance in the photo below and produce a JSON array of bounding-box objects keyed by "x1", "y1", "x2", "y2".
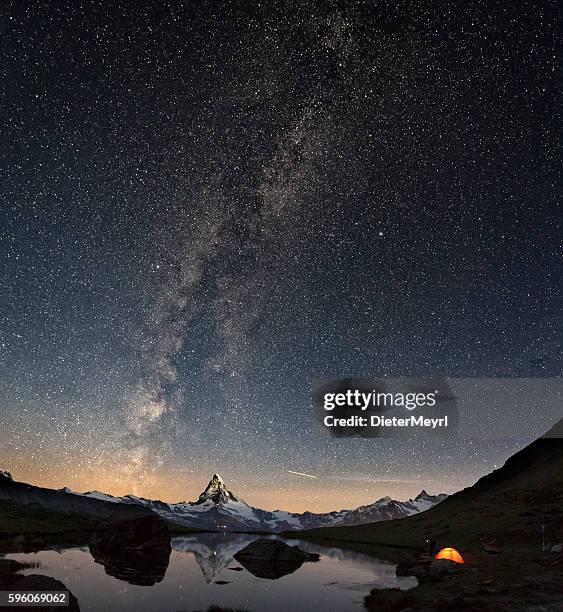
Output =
[
  {"x1": 290, "y1": 419, "x2": 563, "y2": 552},
  {"x1": 0, "y1": 471, "x2": 155, "y2": 536},
  {"x1": 460, "y1": 419, "x2": 563, "y2": 495}
]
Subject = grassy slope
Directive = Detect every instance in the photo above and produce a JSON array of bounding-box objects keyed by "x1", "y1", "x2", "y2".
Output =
[
  {"x1": 286, "y1": 437, "x2": 563, "y2": 559},
  {"x1": 0, "y1": 500, "x2": 212, "y2": 540},
  {"x1": 0, "y1": 500, "x2": 97, "y2": 538}
]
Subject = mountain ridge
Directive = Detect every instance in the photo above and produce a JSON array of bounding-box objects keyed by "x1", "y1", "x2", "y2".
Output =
[{"x1": 0, "y1": 470, "x2": 446, "y2": 532}]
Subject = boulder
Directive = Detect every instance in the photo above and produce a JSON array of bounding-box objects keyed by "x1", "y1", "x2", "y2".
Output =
[
  {"x1": 364, "y1": 587, "x2": 417, "y2": 611},
  {"x1": 417, "y1": 558, "x2": 464, "y2": 583},
  {"x1": 480, "y1": 540, "x2": 502, "y2": 554},
  {"x1": 234, "y1": 538, "x2": 319, "y2": 563},
  {"x1": 429, "y1": 558, "x2": 460, "y2": 575},
  {"x1": 396, "y1": 555, "x2": 429, "y2": 577},
  {"x1": 395, "y1": 554, "x2": 435, "y2": 579},
  {"x1": 396, "y1": 555, "x2": 462, "y2": 583},
  {"x1": 233, "y1": 538, "x2": 319, "y2": 579}
]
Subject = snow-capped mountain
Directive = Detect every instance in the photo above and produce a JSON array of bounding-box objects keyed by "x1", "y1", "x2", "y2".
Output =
[
  {"x1": 326, "y1": 490, "x2": 448, "y2": 527},
  {"x1": 70, "y1": 473, "x2": 446, "y2": 531}
]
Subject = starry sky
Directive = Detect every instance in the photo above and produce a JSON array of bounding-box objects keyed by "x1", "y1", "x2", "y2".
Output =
[{"x1": 1, "y1": 1, "x2": 561, "y2": 513}]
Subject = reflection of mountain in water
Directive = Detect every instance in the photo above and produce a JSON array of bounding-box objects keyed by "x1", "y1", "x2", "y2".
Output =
[
  {"x1": 172, "y1": 533, "x2": 257, "y2": 583},
  {"x1": 171, "y1": 534, "x2": 402, "y2": 584},
  {"x1": 285, "y1": 538, "x2": 401, "y2": 582},
  {"x1": 287, "y1": 538, "x2": 392, "y2": 565}
]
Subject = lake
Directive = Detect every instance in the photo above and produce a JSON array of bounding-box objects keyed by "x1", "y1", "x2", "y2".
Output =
[{"x1": 6, "y1": 533, "x2": 417, "y2": 611}]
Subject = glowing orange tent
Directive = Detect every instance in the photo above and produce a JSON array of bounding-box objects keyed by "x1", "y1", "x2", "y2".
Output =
[{"x1": 435, "y1": 547, "x2": 464, "y2": 564}]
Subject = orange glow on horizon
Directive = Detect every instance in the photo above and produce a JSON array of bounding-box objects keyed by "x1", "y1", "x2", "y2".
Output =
[{"x1": 1, "y1": 453, "x2": 464, "y2": 514}]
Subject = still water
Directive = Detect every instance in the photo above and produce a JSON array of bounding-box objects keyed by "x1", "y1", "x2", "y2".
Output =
[{"x1": 7, "y1": 533, "x2": 416, "y2": 612}]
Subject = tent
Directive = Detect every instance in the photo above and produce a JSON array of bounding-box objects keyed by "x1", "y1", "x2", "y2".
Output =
[{"x1": 435, "y1": 547, "x2": 464, "y2": 564}]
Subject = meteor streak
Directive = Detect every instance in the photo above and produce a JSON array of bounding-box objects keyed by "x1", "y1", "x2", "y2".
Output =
[{"x1": 288, "y1": 470, "x2": 317, "y2": 479}]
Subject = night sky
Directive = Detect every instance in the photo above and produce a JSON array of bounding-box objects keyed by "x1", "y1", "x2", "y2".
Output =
[{"x1": 1, "y1": 1, "x2": 560, "y2": 512}]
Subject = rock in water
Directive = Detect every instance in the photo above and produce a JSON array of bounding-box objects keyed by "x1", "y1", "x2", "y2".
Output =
[
  {"x1": 234, "y1": 538, "x2": 320, "y2": 562},
  {"x1": 233, "y1": 538, "x2": 320, "y2": 579}
]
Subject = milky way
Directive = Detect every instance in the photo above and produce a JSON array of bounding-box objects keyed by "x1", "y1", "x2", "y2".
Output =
[{"x1": 1, "y1": 1, "x2": 560, "y2": 511}]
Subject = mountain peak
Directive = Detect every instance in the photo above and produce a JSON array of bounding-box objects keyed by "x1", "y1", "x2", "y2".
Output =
[
  {"x1": 0, "y1": 469, "x2": 13, "y2": 481},
  {"x1": 415, "y1": 489, "x2": 430, "y2": 501},
  {"x1": 372, "y1": 495, "x2": 393, "y2": 505},
  {"x1": 414, "y1": 490, "x2": 447, "y2": 504},
  {"x1": 196, "y1": 474, "x2": 240, "y2": 505}
]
